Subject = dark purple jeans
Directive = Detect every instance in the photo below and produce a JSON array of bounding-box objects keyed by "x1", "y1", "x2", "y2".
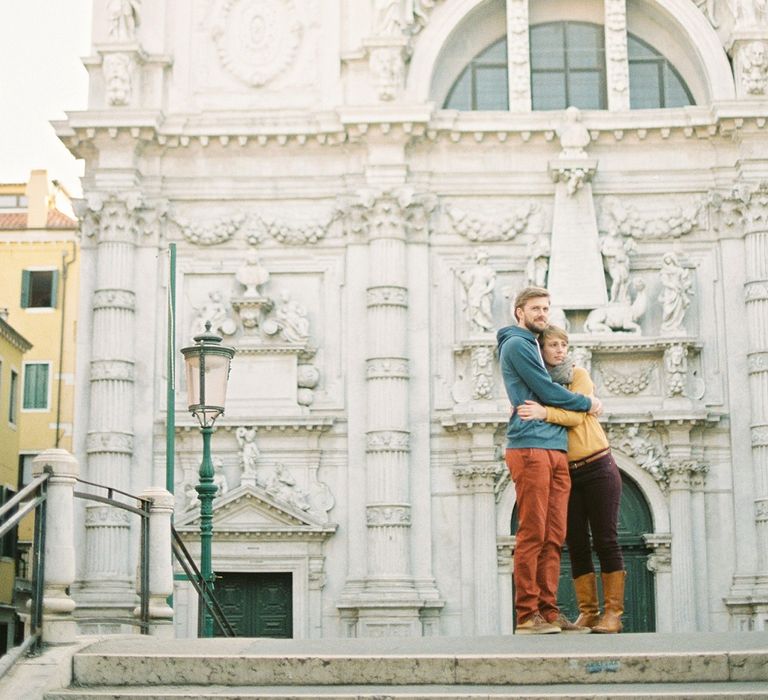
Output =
[{"x1": 566, "y1": 451, "x2": 624, "y2": 577}]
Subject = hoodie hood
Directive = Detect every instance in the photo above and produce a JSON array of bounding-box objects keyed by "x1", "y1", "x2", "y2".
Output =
[{"x1": 496, "y1": 324, "x2": 535, "y2": 354}]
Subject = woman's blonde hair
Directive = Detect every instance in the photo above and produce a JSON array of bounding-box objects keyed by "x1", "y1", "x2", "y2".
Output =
[{"x1": 539, "y1": 324, "x2": 569, "y2": 345}]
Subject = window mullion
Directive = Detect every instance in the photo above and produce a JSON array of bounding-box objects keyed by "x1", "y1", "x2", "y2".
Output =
[
  {"x1": 505, "y1": 0, "x2": 531, "y2": 112},
  {"x1": 604, "y1": 0, "x2": 630, "y2": 110}
]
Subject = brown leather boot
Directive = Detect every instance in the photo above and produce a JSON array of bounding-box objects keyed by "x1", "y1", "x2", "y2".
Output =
[
  {"x1": 573, "y1": 572, "x2": 600, "y2": 628},
  {"x1": 592, "y1": 570, "x2": 626, "y2": 633}
]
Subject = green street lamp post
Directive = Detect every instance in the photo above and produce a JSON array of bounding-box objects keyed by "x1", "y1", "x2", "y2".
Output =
[{"x1": 181, "y1": 321, "x2": 235, "y2": 637}]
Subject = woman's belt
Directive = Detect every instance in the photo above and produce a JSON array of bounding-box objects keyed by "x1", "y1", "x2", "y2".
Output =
[{"x1": 568, "y1": 447, "x2": 611, "y2": 470}]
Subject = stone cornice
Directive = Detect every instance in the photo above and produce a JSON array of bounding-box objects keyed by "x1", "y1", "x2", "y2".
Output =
[
  {"x1": 0, "y1": 317, "x2": 32, "y2": 353},
  {"x1": 174, "y1": 417, "x2": 336, "y2": 434},
  {"x1": 54, "y1": 104, "x2": 768, "y2": 154}
]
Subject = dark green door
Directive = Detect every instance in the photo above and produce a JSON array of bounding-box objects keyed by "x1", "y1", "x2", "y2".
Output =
[
  {"x1": 511, "y1": 471, "x2": 655, "y2": 632},
  {"x1": 214, "y1": 572, "x2": 293, "y2": 638}
]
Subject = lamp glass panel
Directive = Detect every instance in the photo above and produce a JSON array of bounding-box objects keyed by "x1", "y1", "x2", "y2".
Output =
[
  {"x1": 202, "y1": 353, "x2": 231, "y2": 408},
  {"x1": 185, "y1": 354, "x2": 201, "y2": 408}
]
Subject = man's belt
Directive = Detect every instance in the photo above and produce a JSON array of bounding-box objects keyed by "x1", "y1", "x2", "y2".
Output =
[{"x1": 569, "y1": 447, "x2": 611, "y2": 470}]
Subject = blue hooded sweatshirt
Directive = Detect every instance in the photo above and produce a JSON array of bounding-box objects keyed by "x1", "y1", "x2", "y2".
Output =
[{"x1": 496, "y1": 324, "x2": 592, "y2": 451}]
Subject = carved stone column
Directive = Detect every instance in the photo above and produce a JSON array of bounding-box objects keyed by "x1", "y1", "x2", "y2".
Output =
[
  {"x1": 604, "y1": 0, "x2": 630, "y2": 111},
  {"x1": 742, "y1": 184, "x2": 768, "y2": 593},
  {"x1": 76, "y1": 194, "x2": 142, "y2": 613},
  {"x1": 340, "y1": 190, "x2": 437, "y2": 635},
  {"x1": 454, "y1": 457, "x2": 503, "y2": 635},
  {"x1": 506, "y1": 0, "x2": 532, "y2": 111}
]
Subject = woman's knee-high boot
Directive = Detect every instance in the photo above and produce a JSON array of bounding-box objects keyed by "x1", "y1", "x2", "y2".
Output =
[
  {"x1": 592, "y1": 570, "x2": 626, "y2": 634},
  {"x1": 573, "y1": 573, "x2": 600, "y2": 628}
]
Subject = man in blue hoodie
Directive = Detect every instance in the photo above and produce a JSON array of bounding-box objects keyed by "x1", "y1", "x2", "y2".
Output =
[{"x1": 497, "y1": 286, "x2": 602, "y2": 634}]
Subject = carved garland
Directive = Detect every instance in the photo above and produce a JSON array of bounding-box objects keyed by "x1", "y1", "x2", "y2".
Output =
[{"x1": 445, "y1": 202, "x2": 541, "y2": 241}]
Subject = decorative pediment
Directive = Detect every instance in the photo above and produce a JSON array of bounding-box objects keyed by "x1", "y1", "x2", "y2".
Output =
[{"x1": 175, "y1": 483, "x2": 336, "y2": 541}]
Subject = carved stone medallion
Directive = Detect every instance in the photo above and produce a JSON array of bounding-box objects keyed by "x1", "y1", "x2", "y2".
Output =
[{"x1": 212, "y1": 0, "x2": 302, "y2": 87}]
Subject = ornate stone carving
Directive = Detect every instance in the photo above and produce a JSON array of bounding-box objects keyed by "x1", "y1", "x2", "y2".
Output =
[
  {"x1": 599, "y1": 196, "x2": 702, "y2": 239},
  {"x1": 264, "y1": 463, "x2": 311, "y2": 511},
  {"x1": 175, "y1": 213, "x2": 245, "y2": 245},
  {"x1": 103, "y1": 53, "x2": 132, "y2": 106},
  {"x1": 667, "y1": 458, "x2": 708, "y2": 488},
  {"x1": 92, "y1": 289, "x2": 135, "y2": 311},
  {"x1": 366, "y1": 430, "x2": 410, "y2": 451},
  {"x1": 693, "y1": 0, "x2": 719, "y2": 27},
  {"x1": 740, "y1": 41, "x2": 768, "y2": 95},
  {"x1": 445, "y1": 202, "x2": 541, "y2": 241},
  {"x1": 506, "y1": 0, "x2": 531, "y2": 108},
  {"x1": 90, "y1": 359, "x2": 135, "y2": 382},
  {"x1": 85, "y1": 431, "x2": 134, "y2": 455},
  {"x1": 366, "y1": 505, "x2": 411, "y2": 526},
  {"x1": 369, "y1": 45, "x2": 407, "y2": 101},
  {"x1": 274, "y1": 290, "x2": 310, "y2": 343},
  {"x1": 76, "y1": 192, "x2": 159, "y2": 243},
  {"x1": 453, "y1": 464, "x2": 503, "y2": 490},
  {"x1": 756, "y1": 498, "x2": 768, "y2": 521},
  {"x1": 367, "y1": 286, "x2": 408, "y2": 308},
  {"x1": 644, "y1": 534, "x2": 672, "y2": 572},
  {"x1": 297, "y1": 363, "x2": 320, "y2": 406},
  {"x1": 246, "y1": 213, "x2": 334, "y2": 245},
  {"x1": 748, "y1": 352, "x2": 768, "y2": 373},
  {"x1": 745, "y1": 282, "x2": 768, "y2": 302},
  {"x1": 371, "y1": 0, "x2": 441, "y2": 37},
  {"x1": 235, "y1": 250, "x2": 270, "y2": 299},
  {"x1": 604, "y1": 0, "x2": 629, "y2": 99},
  {"x1": 597, "y1": 362, "x2": 655, "y2": 395},
  {"x1": 549, "y1": 164, "x2": 593, "y2": 197},
  {"x1": 664, "y1": 344, "x2": 689, "y2": 396},
  {"x1": 107, "y1": 0, "x2": 141, "y2": 41},
  {"x1": 211, "y1": 0, "x2": 302, "y2": 87},
  {"x1": 458, "y1": 249, "x2": 496, "y2": 334},
  {"x1": 366, "y1": 358, "x2": 409, "y2": 379},
  {"x1": 191, "y1": 290, "x2": 237, "y2": 337},
  {"x1": 470, "y1": 346, "x2": 495, "y2": 400},
  {"x1": 709, "y1": 180, "x2": 768, "y2": 234},
  {"x1": 752, "y1": 426, "x2": 768, "y2": 447},
  {"x1": 570, "y1": 346, "x2": 593, "y2": 374},
  {"x1": 658, "y1": 253, "x2": 694, "y2": 335},
  {"x1": 600, "y1": 226, "x2": 636, "y2": 303},
  {"x1": 608, "y1": 424, "x2": 669, "y2": 484},
  {"x1": 584, "y1": 278, "x2": 647, "y2": 334},
  {"x1": 84, "y1": 505, "x2": 131, "y2": 526},
  {"x1": 307, "y1": 464, "x2": 335, "y2": 521}
]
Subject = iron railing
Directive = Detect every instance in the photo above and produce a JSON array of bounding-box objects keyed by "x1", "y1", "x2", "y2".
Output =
[{"x1": 171, "y1": 526, "x2": 235, "y2": 637}]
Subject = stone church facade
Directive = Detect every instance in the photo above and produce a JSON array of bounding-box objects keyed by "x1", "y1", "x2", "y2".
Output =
[{"x1": 58, "y1": 0, "x2": 768, "y2": 637}]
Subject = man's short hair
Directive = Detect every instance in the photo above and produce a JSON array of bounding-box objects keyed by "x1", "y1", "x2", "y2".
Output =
[{"x1": 513, "y1": 286, "x2": 550, "y2": 319}]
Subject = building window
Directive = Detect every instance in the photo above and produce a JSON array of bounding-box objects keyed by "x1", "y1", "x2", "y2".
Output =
[
  {"x1": 628, "y1": 35, "x2": 693, "y2": 109},
  {"x1": 444, "y1": 38, "x2": 509, "y2": 110},
  {"x1": 0, "y1": 486, "x2": 18, "y2": 559},
  {"x1": 20, "y1": 270, "x2": 58, "y2": 309},
  {"x1": 531, "y1": 22, "x2": 607, "y2": 110},
  {"x1": 443, "y1": 22, "x2": 693, "y2": 111},
  {"x1": 8, "y1": 370, "x2": 18, "y2": 424},
  {"x1": 22, "y1": 363, "x2": 50, "y2": 411},
  {"x1": 0, "y1": 194, "x2": 27, "y2": 208},
  {"x1": 18, "y1": 454, "x2": 38, "y2": 489}
]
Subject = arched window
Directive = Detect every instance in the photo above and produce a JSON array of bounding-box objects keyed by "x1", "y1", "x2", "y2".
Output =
[
  {"x1": 627, "y1": 35, "x2": 693, "y2": 109},
  {"x1": 443, "y1": 22, "x2": 694, "y2": 111},
  {"x1": 444, "y1": 38, "x2": 508, "y2": 111}
]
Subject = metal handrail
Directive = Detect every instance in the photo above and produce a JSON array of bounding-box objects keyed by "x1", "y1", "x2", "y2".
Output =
[
  {"x1": 73, "y1": 478, "x2": 151, "y2": 633},
  {"x1": 171, "y1": 526, "x2": 235, "y2": 637}
]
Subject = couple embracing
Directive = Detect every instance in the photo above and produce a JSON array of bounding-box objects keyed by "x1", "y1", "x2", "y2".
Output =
[{"x1": 497, "y1": 286, "x2": 626, "y2": 635}]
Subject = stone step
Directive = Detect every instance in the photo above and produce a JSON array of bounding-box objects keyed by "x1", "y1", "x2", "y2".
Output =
[
  {"x1": 43, "y1": 680, "x2": 768, "y2": 699},
  {"x1": 62, "y1": 633, "x2": 768, "y2": 688}
]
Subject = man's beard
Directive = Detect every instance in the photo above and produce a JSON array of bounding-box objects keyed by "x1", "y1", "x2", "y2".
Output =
[{"x1": 524, "y1": 317, "x2": 548, "y2": 334}]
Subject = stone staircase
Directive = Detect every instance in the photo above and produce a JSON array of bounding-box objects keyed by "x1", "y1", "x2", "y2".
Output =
[{"x1": 35, "y1": 632, "x2": 768, "y2": 699}]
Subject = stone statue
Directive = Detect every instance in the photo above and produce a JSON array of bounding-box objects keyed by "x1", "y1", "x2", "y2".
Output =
[
  {"x1": 584, "y1": 278, "x2": 647, "y2": 334},
  {"x1": 213, "y1": 456, "x2": 228, "y2": 498},
  {"x1": 600, "y1": 227, "x2": 636, "y2": 303},
  {"x1": 235, "y1": 426, "x2": 260, "y2": 479},
  {"x1": 265, "y1": 463, "x2": 311, "y2": 511},
  {"x1": 107, "y1": 0, "x2": 141, "y2": 41},
  {"x1": 458, "y1": 249, "x2": 496, "y2": 333},
  {"x1": 275, "y1": 290, "x2": 310, "y2": 343},
  {"x1": 731, "y1": 0, "x2": 768, "y2": 23},
  {"x1": 658, "y1": 252, "x2": 693, "y2": 334},
  {"x1": 235, "y1": 250, "x2": 270, "y2": 298},
  {"x1": 556, "y1": 106, "x2": 590, "y2": 159},
  {"x1": 525, "y1": 233, "x2": 550, "y2": 288},
  {"x1": 192, "y1": 290, "x2": 236, "y2": 337},
  {"x1": 664, "y1": 344, "x2": 688, "y2": 396},
  {"x1": 373, "y1": 0, "x2": 403, "y2": 35}
]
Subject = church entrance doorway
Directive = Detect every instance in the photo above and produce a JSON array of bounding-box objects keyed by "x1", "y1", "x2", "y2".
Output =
[
  {"x1": 214, "y1": 572, "x2": 293, "y2": 638},
  {"x1": 511, "y1": 471, "x2": 655, "y2": 632}
]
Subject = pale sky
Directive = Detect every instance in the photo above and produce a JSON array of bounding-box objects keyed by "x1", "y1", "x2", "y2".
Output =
[{"x1": 0, "y1": 0, "x2": 93, "y2": 198}]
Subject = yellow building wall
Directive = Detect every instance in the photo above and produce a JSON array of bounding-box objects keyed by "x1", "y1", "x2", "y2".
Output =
[
  {"x1": 0, "y1": 238, "x2": 79, "y2": 458},
  {"x1": 0, "y1": 324, "x2": 28, "y2": 604}
]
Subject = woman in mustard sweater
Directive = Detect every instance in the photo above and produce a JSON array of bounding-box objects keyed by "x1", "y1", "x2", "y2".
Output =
[{"x1": 517, "y1": 325, "x2": 625, "y2": 633}]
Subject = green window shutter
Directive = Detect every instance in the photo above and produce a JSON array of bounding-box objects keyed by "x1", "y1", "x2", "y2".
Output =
[
  {"x1": 23, "y1": 363, "x2": 49, "y2": 410},
  {"x1": 20, "y1": 270, "x2": 31, "y2": 308},
  {"x1": 50, "y1": 270, "x2": 59, "y2": 308}
]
